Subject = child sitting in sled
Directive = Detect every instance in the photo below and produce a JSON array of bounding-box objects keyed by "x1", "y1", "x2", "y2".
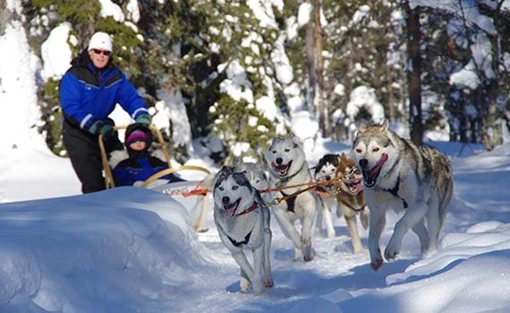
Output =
[{"x1": 110, "y1": 123, "x2": 184, "y2": 187}]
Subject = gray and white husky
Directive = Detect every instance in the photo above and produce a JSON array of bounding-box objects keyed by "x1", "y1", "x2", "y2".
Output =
[
  {"x1": 234, "y1": 161, "x2": 270, "y2": 192},
  {"x1": 266, "y1": 136, "x2": 317, "y2": 262},
  {"x1": 352, "y1": 120, "x2": 453, "y2": 271},
  {"x1": 213, "y1": 166, "x2": 273, "y2": 294}
]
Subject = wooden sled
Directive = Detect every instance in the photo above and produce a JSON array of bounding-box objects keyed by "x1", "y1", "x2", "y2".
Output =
[{"x1": 98, "y1": 124, "x2": 211, "y2": 232}]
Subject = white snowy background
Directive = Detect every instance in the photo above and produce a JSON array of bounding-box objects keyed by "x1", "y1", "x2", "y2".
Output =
[{"x1": 1, "y1": 0, "x2": 510, "y2": 312}]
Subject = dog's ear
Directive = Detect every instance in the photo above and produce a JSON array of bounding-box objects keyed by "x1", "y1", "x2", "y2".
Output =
[
  {"x1": 358, "y1": 120, "x2": 369, "y2": 133},
  {"x1": 232, "y1": 171, "x2": 250, "y2": 187},
  {"x1": 337, "y1": 154, "x2": 343, "y2": 166},
  {"x1": 216, "y1": 166, "x2": 234, "y2": 179},
  {"x1": 268, "y1": 136, "x2": 283, "y2": 150},
  {"x1": 232, "y1": 157, "x2": 242, "y2": 166},
  {"x1": 379, "y1": 119, "x2": 389, "y2": 131},
  {"x1": 291, "y1": 135, "x2": 304, "y2": 150}
]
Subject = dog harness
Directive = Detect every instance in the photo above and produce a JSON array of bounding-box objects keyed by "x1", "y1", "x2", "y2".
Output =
[
  {"x1": 227, "y1": 232, "x2": 252, "y2": 247},
  {"x1": 279, "y1": 191, "x2": 296, "y2": 213},
  {"x1": 275, "y1": 163, "x2": 307, "y2": 213},
  {"x1": 384, "y1": 175, "x2": 408, "y2": 209},
  {"x1": 337, "y1": 195, "x2": 367, "y2": 212}
]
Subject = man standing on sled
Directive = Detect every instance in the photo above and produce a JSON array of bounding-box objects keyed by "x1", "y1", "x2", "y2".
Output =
[{"x1": 59, "y1": 31, "x2": 152, "y2": 194}]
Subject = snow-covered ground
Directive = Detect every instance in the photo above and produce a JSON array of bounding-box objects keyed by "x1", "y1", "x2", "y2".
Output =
[{"x1": 1, "y1": 139, "x2": 509, "y2": 313}]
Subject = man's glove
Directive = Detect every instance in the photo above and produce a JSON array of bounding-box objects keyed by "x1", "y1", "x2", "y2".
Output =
[
  {"x1": 99, "y1": 123, "x2": 114, "y2": 139},
  {"x1": 135, "y1": 113, "x2": 152, "y2": 126},
  {"x1": 88, "y1": 120, "x2": 104, "y2": 135},
  {"x1": 88, "y1": 120, "x2": 114, "y2": 138}
]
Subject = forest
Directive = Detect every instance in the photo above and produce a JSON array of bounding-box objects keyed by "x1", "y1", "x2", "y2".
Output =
[{"x1": 3, "y1": 0, "x2": 510, "y2": 163}]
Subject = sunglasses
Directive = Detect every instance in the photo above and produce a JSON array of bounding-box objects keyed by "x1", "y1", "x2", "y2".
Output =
[{"x1": 92, "y1": 49, "x2": 111, "y2": 56}]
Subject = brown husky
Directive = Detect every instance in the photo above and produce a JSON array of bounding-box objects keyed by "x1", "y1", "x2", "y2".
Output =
[{"x1": 335, "y1": 153, "x2": 370, "y2": 253}]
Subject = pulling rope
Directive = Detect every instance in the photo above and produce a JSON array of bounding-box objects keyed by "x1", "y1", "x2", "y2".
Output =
[
  {"x1": 162, "y1": 173, "x2": 348, "y2": 211},
  {"x1": 261, "y1": 175, "x2": 346, "y2": 207},
  {"x1": 181, "y1": 179, "x2": 208, "y2": 197}
]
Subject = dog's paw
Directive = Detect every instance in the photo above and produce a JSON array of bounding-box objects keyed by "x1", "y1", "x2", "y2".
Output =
[
  {"x1": 370, "y1": 248, "x2": 383, "y2": 271},
  {"x1": 370, "y1": 258, "x2": 383, "y2": 271},
  {"x1": 302, "y1": 240, "x2": 313, "y2": 262},
  {"x1": 264, "y1": 279, "x2": 274, "y2": 288},
  {"x1": 422, "y1": 247, "x2": 437, "y2": 259},
  {"x1": 384, "y1": 240, "x2": 400, "y2": 261},
  {"x1": 240, "y1": 277, "x2": 250, "y2": 293},
  {"x1": 303, "y1": 249, "x2": 314, "y2": 262},
  {"x1": 384, "y1": 249, "x2": 399, "y2": 261}
]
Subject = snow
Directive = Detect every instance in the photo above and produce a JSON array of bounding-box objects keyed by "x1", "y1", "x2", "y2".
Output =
[
  {"x1": 346, "y1": 86, "x2": 385, "y2": 122},
  {"x1": 40, "y1": 23, "x2": 73, "y2": 80},
  {"x1": 0, "y1": 20, "x2": 45, "y2": 151},
  {"x1": 2, "y1": 138, "x2": 510, "y2": 313},
  {"x1": 2, "y1": 2, "x2": 510, "y2": 312}
]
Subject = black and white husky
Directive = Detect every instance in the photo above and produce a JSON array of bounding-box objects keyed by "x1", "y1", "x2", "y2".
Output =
[
  {"x1": 313, "y1": 154, "x2": 340, "y2": 238},
  {"x1": 266, "y1": 136, "x2": 318, "y2": 262},
  {"x1": 213, "y1": 166, "x2": 273, "y2": 294},
  {"x1": 352, "y1": 120, "x2": 454, "y2": 270}
]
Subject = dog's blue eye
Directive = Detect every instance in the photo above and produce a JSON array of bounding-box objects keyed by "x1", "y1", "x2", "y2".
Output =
[
  {"x1": 219, "y1": 187, "x2": 224, "y2": 191},
  {"x1": 233, "y1": 185, "x2": 238, "y2": 190}
]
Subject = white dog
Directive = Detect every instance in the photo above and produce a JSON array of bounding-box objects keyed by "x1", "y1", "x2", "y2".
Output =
[
  {"x1": 213, "y1": 166, "x2": 273, "y2": 294},
  {"x1": 266, "y1": 136, "x2": 317, "y2": 262},
  {"x1": 352, "y1": 120, "x2": 454, "y2": 270}
]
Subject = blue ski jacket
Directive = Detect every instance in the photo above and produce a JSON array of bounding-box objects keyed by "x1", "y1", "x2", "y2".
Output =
[
  {"x1": 59, "y1": 49, "x2": 149, "y2": 130},
  {"x1": 112, "y1": 156, "x2": 184, "y2": 187}
]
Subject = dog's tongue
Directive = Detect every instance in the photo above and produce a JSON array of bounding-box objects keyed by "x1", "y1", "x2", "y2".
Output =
[
  {"x1": 349, "y1": 181, "x2": 362, "y2": 193},
  {"x1": 272, "y1": 162, "x2": 290, "y2": 176},
  {"x1": 362, "y1": 153, "x2": 388, "y2": 187},
  {"x1": 223, "y1": 207, "x2": 236, "y2": 219},
  {"x1": 223, "y1": 200, "x2": 240, "y2": 219}
]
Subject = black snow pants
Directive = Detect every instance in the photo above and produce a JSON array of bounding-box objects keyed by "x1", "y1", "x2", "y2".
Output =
[{"x1": 62, "y1": 119, "x2": 123, "y2": 194}]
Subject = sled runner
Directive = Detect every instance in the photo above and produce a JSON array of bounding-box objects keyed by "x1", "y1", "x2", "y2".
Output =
[{"x1": 98, "y1": 125, "x2": 212, "y2": 232}]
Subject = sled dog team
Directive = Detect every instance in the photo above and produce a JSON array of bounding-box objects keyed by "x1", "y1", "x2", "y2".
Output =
[{"x1": 212, "y1": 120, "x2": 454, "y2": 294}]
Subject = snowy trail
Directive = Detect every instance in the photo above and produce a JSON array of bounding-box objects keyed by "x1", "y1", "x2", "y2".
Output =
[{"x1": 180, "y1": 144, "x2": 510, "y2": 313}]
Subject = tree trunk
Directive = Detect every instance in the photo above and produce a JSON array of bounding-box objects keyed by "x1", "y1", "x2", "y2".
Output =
[
  {"x1": 315, "y1": 0, "x2": 327, "y2": 136},
  {"x1": 386, "y1": 65, "x2": 395, "y2": 122},
  {"x1": 305, "y1": 20, "x2": 315, "y2": 112},
  {"x1": 0, "y1": 1, "x2": 11, "y2": 36},
  {"x1": 405, "y1": 1, "x2": 423, "y2": 145}
]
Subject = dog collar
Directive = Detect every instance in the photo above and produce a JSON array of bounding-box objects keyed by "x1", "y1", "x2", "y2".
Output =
[
  {"x1": 276, "y1": 162, "x2": 305, "y2": 185},
  {"x1": 236, "y1": 202, "x2": 259, "y2": 216}
]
